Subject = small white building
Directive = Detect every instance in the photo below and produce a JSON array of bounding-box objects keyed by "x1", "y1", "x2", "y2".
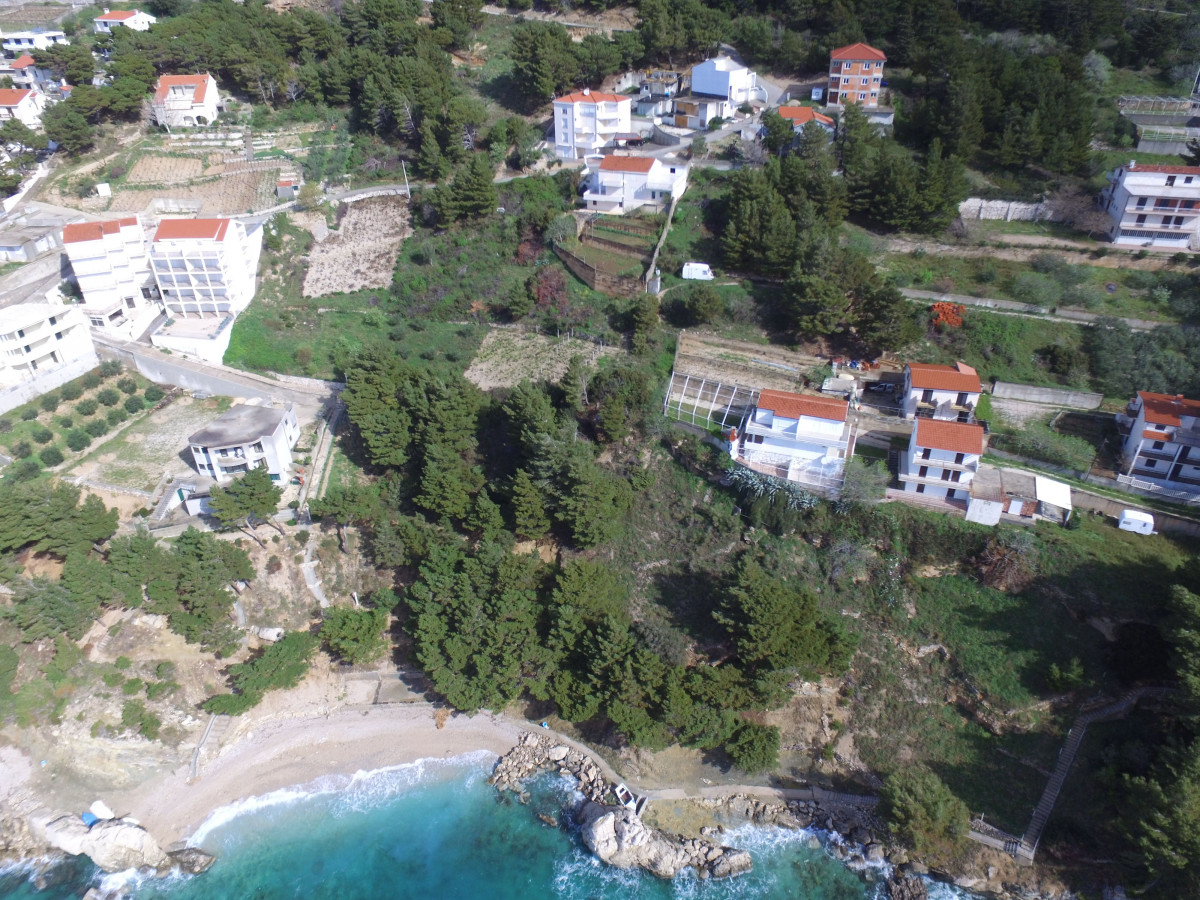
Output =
[
  {"x1": 151, "y1": 73, "x2": 219, "y2": 129},
  {"x1": 552, "y1": 90, "x2": 633, "y2": 160},
  {"x1": 187, "y1": 403, "x2": 300, "y2": 483},
  {"x1": 1099, "y1": 162, "x2": 1200, "y2": 250},
  {"x1": 0, "y1": 301, "x2": 96, "y2": 391},
  {"x1": 276, "y1": 178, "x2": 299, "y2": 201},
  {"x1": 777, "y1": 105, "x2": 835, "y2": 136},
  {"x1": 967, "y1": 466, "x2": 1072, "y2": 525},
  {"x1": 901, "y1": 361, "x2": 982, "y2": 421},
  {"x1": 690, "y1": 57, "x2": 759, "y2": 106},
  {"x1": 63, "y1": 217, "x2": 161, "y2": 336},
  {"x1": 636, "y1": 70, "x2": 683, "y2": 118},
  {"x1": 0, "y1": 89, "x2": 45, "y2": 129},
  {"x1": 93, "y1": 8, "x2": 156, "y2": 33},
  {"x1": 899, "y1": 418, "x2": 984, "y2": 502},
  {"x1": 582, "y1": 156, "x2": 688, "y2": 215},
  {"x1": 0, "y1": 30, "x2": 68, "y2": 56},
  {"x1": 1118, "y1": 390, "x2": 1200, "y2": 493},
  {"x1": 733, "y1": 388, "x2": 855, "y2": 491}
]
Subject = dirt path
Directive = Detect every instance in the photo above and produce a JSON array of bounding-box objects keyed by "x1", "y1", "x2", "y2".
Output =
[
  {"x1": 885, "y1": 236, "x2": 1176, "y2": 271},
  {"x1": 900, "y1": 287, "x2": 1168, "y2": 332}
]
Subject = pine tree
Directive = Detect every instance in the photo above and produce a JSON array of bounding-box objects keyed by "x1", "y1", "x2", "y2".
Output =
[
  {"x1": 631, "y1": 294, "x2": 659, "y2": 354},
  {"x1": 468, "y1": 488, "x2": 506, "y2": 543},
  {"x1": 208, "y1": 467, "x2": 284, "y2": 547},
  {"x1": 417, "y1": 120, "x2": 448, "y2": 181},
  {"x1": 446, "y1": 153, "x2": 497, "y2": 221},
  {"x1": 510, "y1": 469, "x2": 551, "y2": 540}
]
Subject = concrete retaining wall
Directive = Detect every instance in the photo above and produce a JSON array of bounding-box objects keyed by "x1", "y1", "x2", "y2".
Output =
[
  {"x1": 0, "y1": 352, "x2": 100, "y2": 416},
  {"x1": 98, "y1": 343, "x2": 288, "y2": 402},
  {"x1": 1072, "y1": 489, "x2": 1200, "y2": 538},
  {"x1": 958, "y1": 198, "x2": 1058, "y2": 222},
  {"x1": 992, "y1": 382, "x2": 1103, "y2": 410}
]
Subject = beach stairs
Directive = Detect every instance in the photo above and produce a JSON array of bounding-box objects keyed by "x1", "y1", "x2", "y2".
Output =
[{"x1": 190, "y1": 715, "x2": 233, "y2": 780}]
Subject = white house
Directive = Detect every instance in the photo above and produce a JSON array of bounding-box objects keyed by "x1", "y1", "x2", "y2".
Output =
[
  {"x1": 0, "y1": 301, "x2": 96, "y2": 391},
  {"x1": 552, "y1": 90, "x2": 632, "y2": 160},
  {"x1": 1118, "y1": 391, "x2": 1200, "y2": 493},
  {"x1": 636, "y1": 70, "x2": 683, "y2": 117},
  {"x1": 0, "y1": 89, "x2": 45, "y2": 129},
  {"x1": 188, "y1": 403, "x2": 300, "y2": 483},
  {"x1": 1099, "y1": 162, "x2": 1200, "y2": 250},
  {"x1": 732, "y1": 388, "x2": 854, "y2": 492},
  {"x1": 691, "y1": 57, "x2": 759, "y2": 106},
  {"x1": 151, "y1": 73, "x2": 219, "y2": 129},
  {"x1": 777, "y1": 105, "x2": 835, "y2": 135},
  {"x1": 901, "y1": 361, "x2": 982, "y2": 421},
  {"x1": 63, "y1": 217, "x2": 161, "y2": 336},
  {"x1": 899, "y1": 418, "x2": 984, "y2": 502},
  {"x1": 582, "y1": 156, "x2": 688, "y2": 214},
  {"x1": 9, "y1": 54, "x2": 57, "y2": 93},
  {"x1": 0, "y1": 30, "x2": 68, "y2": 56},
  {"x1": 93, "y1": 8, "x2": 156, "y2": 33}
]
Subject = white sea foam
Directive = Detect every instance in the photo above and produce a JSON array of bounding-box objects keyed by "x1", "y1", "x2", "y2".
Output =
[{"x1": 187, "y1": 749, "x2": 496, "y2": 847}]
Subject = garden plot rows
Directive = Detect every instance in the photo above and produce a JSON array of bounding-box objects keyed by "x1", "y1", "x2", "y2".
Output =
[
  {"x1": 301, "y1": 196, "x2": 412, "y2": 298},
  {"x1": 125, "y1": 153, "x2": 233, "y2": 184},
  {"x1": 107, "y1": 170, "x2": 281, "y2": 215},
  {"x1": 464, "y1": 328, "x2": 623, "y2": 391}
]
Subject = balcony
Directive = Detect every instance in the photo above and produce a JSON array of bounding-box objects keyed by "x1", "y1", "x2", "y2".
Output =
[
  {"x1": 908, "y1": 454, "x2": 979, "y2": 473},
  {"x1": 742, "y1": 421, "x2": 851, "y2": 451}
]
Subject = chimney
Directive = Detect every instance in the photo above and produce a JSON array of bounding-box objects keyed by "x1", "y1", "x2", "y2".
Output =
[
  {"x1": 103, "y1": 7, "x2": 109, "y2": 12},
  {"x1": 582, "y1": 88, "x2": 590, "y2": 96}
]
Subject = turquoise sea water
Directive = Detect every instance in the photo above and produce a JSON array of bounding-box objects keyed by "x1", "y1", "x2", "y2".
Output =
[{"x1": 0, "y1": 754, "x2": 974, "y2": 900}]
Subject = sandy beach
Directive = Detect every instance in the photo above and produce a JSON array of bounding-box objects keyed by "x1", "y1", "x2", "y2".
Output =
[{"x1": 98, "y1": 705, "x2": 523, "y2": 846}]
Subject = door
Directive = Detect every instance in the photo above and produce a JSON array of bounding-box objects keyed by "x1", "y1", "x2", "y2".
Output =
[{"x1": 675, "y1": 115, "x2": 688, "y2": 127}]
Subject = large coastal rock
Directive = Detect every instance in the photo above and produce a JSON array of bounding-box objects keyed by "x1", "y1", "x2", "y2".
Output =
[
  {"x1": 887, "y1": 871, "x2": 930, "y2": 900},
  {"x1": 578, "y1": 801, "x2": 752, "y2": 880},
  {"x1": 43, "y1": 815, "x2": 168, "y2": 872}
]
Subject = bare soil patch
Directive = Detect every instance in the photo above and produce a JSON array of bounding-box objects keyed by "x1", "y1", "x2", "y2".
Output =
[
  {"x1": 301, "y1": 196, "x2": 412, "y2": 297},
  {"x1": 126, "y1": 155, "x2": 205, "y2": 184},
  {"x1": 672, "y1": 330, "x2": 820, "y2": 393},
  {"x1": 464, "y1": 328, "x2": 623, "y2": 390},
  {"x1": 107, "y1": 170, "x2": 280, "y2": 215}
]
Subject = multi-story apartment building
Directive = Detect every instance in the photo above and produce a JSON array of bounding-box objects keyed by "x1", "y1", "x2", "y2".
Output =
[
  {"x1": 0, "y1": 29, "x2": 68, "y2": 55},
  {"x1": 93, "y1": 8, "x2": 156, "y2": 33},
  {"x1": 63, "y1": 217, "x2": 161, "y2": 334},
  {"x1": 827, "y1": 42, "x2": 886, "y2": 108},
  {"x1": 899, "y1": 418, "x2": 984, "y2": 501},
  {"x1": 1119, "y1": 391, "x2": 1200, "y2": 492},
  {"x1": 552, "y1": 90, "x2": 632, "y2": 160},
  {"x1": 582, "y1": 156, "x2": 688, "y2": 214},
  {"x1": 0, "y1": 88, "x2": 45, "y2": 129},
  {"x1": 1099, "y1": 162, "x2": 1200, "y2": 250},
  {"x1": 188, "y1": 403, "x2": 300, "y2": 482},
  {"x1": 151, "y1": 73, "x2": 219, "y2": 128},
  {"x1": 732, "y1": 389, "x2": 855, "y2": 491},
  {"x1": 0, "y1": 301, "x2": 95, "y2": 390},
  {"x1": 673, "y1": 57, "x2": 760, "y2": 129},
  {"x1": 901, "y1": 362, "x2": 982, "y2": 421}
]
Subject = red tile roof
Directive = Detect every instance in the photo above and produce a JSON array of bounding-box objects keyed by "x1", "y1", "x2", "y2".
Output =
[
  {"x1": 0, "y1": 88, "x2": 32, "y2": 108},
  {"x1": 777, "y1": 106, "x2": 834, "y2": 127},
  {"x1": 556, "y1": 90, "x2": 627, "y2": 104},
  {"x1": 95, "y1": 9, "x2": 138, "y2": 20},
  {"x1": 599, "y1": 156, "x2": 656, "y2": 173},
  {"x1": 62, "y1": 217, "x2": 139, "y2": 243},
  {"x1": 1127, "y1": 163, "x2": 1200, "y2": 176},
  {"x1": 153, "y1": 73, "x2": 210, "y2": 104},
  {"x1": 915, "y1": 419, "x2": 984, "y2": 455},
  {"x1": 830, "y1": 42, "x2": 886, "y2": 62},
  {"x1": 1143, "y1": 429, "x2": 1172, "y2": 441},
  {"x1": 154, "y1": 218, "x2": 229, "y2": 242},
  {"x1": 11, "y1": 54, "x2": 34, "y2": 69},
  {"x1": 756, "y1": 389, "x2": 848, "y2": 423},
  {"x1": 906, "y1": 362, "x2": 981, "y2": 393},
  {"x1": 1138, "y1": 391, "x2": 1200, "y2": 427}
]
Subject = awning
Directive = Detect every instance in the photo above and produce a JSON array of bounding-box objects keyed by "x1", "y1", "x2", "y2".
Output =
[{"x1": 1034, "y1": 475, "x2": 1072, "y2": 510}]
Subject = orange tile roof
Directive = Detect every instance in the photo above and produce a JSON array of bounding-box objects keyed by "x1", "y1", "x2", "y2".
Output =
[
  {"x1": 153, "y1": 73, "x2": 210, "y2": 104},
  {"x1": 777, "y1": 106, "x2": 834, "y2": 127},
  {"x1": 1143, "y1": 429, "x2": 1172, "y2": 441},
  {"x1": 0, "y1": 88, "x2": 32, "y2": 107},
  {"x1": 1127, "y1": 163, "x2": 1200, "y2": 176},
  {"x1": 154, "y1": 218, "x2": 229, "y2": 242},
  {"x1": 1138, "y1": 391, "x2": 1200, "y2": 427},
  {"x1": 11, "y1": 54, "x2": 34, "y2": 69},
  {"x1": 599, "y1": 156, "x2": 656, "y2": 173},
  {"x1": 757, "y1": 389, "x2": 848, "y2": 423},
  {"x1": 556, "y1": 90, "x2": 627, "y2": 104},
  {"x1": 830, "y1": 42, "x2": 886, "y2": 62},
  {"x1": 906, "y1": 362, "x2": 981, "y2": 393},
  {"x1": 95, "y1": 9, "x2": 137, "y2": 20},
  {"x1": 915, "y1": 419, "x2": 984, "y2": 455},
  {"x1": 62, "y1": 217, "x2": 139, "y2": 243}
]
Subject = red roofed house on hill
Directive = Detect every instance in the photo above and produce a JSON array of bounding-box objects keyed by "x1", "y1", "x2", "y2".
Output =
[
  {"x1": 151, "y1": 73, "x2": 219, "y2": 129},
  {"x1": 899, "y1": 418, "x2": 985, "y2": 502},
  {"x1": 731, "y1": 388, "x2": 856, "y2": 493},
  {"x1": 901, "y1": 361, "x2": 982, "y2": 422},
  {"x1": 10, "y1": 54, "x2": 58, "y2": 94},
  {"x1": 582, "y1": 155, "x2": 688, "y2": 215},
  {"x1": 62, "y1": 217, "x2": 160, "y2": 335},
  {"x1": 1099, "y1": 161, "x2": 1200, "y2": 250},
  {"x1": 1119, "y1": 391, "x2": 1200, "y2": 494},
  {"x1": 553, "y1": 89, "x2": 632, "y2": 159},
  {"x1": 827, "y1": 42, "x2": 886, "y2": 109},
  {"x1": 93, "y1": 8, "x2": 156, "y2": 34},
  {"x1": 0, "y1": 88, "x2": 45, "y2": 129},
  {"x1": 147, "y1": 217, "x2": 263, "y2": 362},
  {"x1": 777, "y1": 105, "x2": 835, "y2": 136}
]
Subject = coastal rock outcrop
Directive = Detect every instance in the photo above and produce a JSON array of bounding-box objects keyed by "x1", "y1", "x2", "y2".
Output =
[
  {"x1": 577, "y1": 801, "x2": 752, "y2": 880},
  {"x1": 42, "y1": 815, "x2": 168, "y2": 873},
  {"x1": 167, "y1": 846, "x2": 217, "y2": 875},
  {"x1": 887, "y1": 870, "x2": 930, "y2": 900}
]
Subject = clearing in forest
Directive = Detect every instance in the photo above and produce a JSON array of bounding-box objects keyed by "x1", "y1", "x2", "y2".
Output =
[
  {"x1": 464, "y1": 328, "x2": 622, "y2": 390},
  {"x1": 302, "y1": 196, "x2": 412, "y2": 298}
]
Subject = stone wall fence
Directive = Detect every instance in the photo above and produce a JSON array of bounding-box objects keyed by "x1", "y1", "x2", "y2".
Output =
[{"x1": 958, "y1": 198, "x2": 1059, "y2": 222}]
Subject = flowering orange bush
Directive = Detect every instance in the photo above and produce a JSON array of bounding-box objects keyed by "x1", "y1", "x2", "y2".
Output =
[{"x1": 931, "y1": 301, "x2": 965, "y2": 329}]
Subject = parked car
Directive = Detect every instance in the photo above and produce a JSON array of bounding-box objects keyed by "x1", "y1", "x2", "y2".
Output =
[{"x1": 865, "y1": 382, "x2": 895, "y2": 394}]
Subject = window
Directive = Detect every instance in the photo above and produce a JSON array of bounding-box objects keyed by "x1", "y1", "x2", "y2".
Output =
[
  {"x1": 1153, "y1": 441, "x2": 1165, "y2": 450},
  {"x1": 861, "y1": 78, "x2": 868, "y2": 86},
  {"x1": 915, "y1": 483, "x2": 925, "y2": 494},
  {"x1": 941, "y1": 470, "x2": 952, "y2": 481},
  {"x1": 1187, "y1": 176, "x2": 1194, "y2": 184},
  {"x1": 954, "y1": 452, "x2": 965, "y2": 465},
  {"x1": 1167, "y1": 175, "x2": 1176, "y2": 186},
  {"x1": 1176, "y1": 216, "x2": 1186, "y2": 227},
  {"x1": 1145, "y1": 459, "x2": 1157, "y2": 468},
  {"x1": 1136, "y1": 197, "x2": 1148, "y2": 209},
  {"x1": 918, "y1": 466, "x2": 928, "y2": 478},
  {"x1": 950, "y1": 471, "x2": 961, "y2": 483},
  {"x1": 54, "y1": 332, "x2": 61, "y2": 340},
  {"x1": 48, "y1": 315, "x2": 55, "y2": 325},
  {"x1": 858, "y1": 93, "x2": 866, "y2": 100},
  {"x1": 16, "y1": 328, "x2": 23, "y2": 338},
  {"x1": 921, "y1": 389, "x2": 934, "y2": 403},
  {"x1": 921, "y1": 448, "x2": 932, "y2": 460},
  {"x1": 1136, "y1": 214, "x2": 1147, "y2": 226},
  {"x1": 251, "y1": 442, "x2": 264, "y2": 453}
]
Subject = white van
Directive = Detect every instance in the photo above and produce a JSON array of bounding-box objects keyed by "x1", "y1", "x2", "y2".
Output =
[
  {"x1": 1118, "y1": 509, "x2": 1155, "y2": 535},
  {"x1": 681, "y1": 262, "x2": 714, "y2": 280}
]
